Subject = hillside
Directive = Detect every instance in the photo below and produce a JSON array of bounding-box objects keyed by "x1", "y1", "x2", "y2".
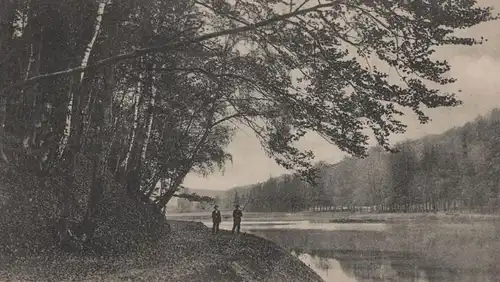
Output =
[
  {"x1": 0, "y1": 141, "x2": 322, "y2": 282},
  {"x1": 0, "y1": 220, "x2": 323, "y2": 282},
  {"x1": 220, "y1": 108, "x2": 500, "y2": 214},
  {"x1": 0, "y1": 147, "x2": 169, "y2": 257}
]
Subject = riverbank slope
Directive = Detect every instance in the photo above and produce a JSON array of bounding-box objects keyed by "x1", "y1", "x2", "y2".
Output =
[{"x1": 0, "y1": 220, "x2": 323, "y2": 282}]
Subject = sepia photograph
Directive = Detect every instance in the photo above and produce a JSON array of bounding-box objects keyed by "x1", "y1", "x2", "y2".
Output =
[{"x1": 0, "y1": 0, "x2": 499, "y2": 281}]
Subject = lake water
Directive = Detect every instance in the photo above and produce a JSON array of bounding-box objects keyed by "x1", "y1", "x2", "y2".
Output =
[{"x1": 202, "y1": 218, "x2": 500, "y2": 282}]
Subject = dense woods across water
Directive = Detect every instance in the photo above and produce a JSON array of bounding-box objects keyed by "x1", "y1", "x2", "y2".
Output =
[{"x1": 215, "y1": 109, "x2": 500, "y2": 214}]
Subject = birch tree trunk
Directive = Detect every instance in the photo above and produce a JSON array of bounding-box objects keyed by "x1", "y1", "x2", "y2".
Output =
[
  {"x1": 140, "y1": 65, "x2": 156, "y2": 165},
  {"x1": 121, "y1": 84, "x2": 141, "y2": 173},
  {"x1": 57, "y1": 75, "x2": 82, "y2": 247},
  {"x1": 80, "y1": 2, "x2": 106, "y2": 82},
  {"x1": 57, "y1": 1, "x2": 107, "y2": 159},
  {"x1": 57, "y1": 1, "x2": 108, "y2": 246},
  {"x1": 81, "y1": 3, "x2": 117, "y2": 239}
]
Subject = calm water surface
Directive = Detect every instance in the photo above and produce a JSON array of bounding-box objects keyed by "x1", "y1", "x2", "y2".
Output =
[{"x1": 202, "y1": 219, "x2": 500, "y2": 282}]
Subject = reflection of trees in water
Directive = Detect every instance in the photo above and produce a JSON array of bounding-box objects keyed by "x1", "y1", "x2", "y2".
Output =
[
  {"x1": 267, "y1": 229, "x2": 500, "y2": 282},
  {"x1": 291, "y1": 250, "x2": 329, "y2": 271},
  {"x1": 252, "y1": 230, "x2": 311, "y2": 249},
  {"x1": 304, "y1": 250, "x2": 412, "y2": 280},
  {"x1": 251, "y1": 229, "x2": 389, "y2": 252},
  {"x1": 314, "y1": 256, "x2": 331, "y2": 270},
  {"x1": 336, "y1": 253, "x2": 407, "y2": 281},
  {"x1": 293, "y1": 252, "x2": 357, "y2": 282},
  {"x1": 296, "y1": 249, "x2": 498, "y2": 282},
  {"x1": 424, "y1": 267, "x2": 454, "y2": 282},
  {"x1": 388, "y1": 254, "x2": 422, "y2": 281},
  {"x1": 337, "y1": 259, "x2": 367, "y2": 279},
  {"x1": 421, "y1": 267, "x2": 499, "y2": 282}
]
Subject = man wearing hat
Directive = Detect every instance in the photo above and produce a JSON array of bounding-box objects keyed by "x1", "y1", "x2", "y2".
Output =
[
  {"x1": 212, "y1": 205, "x2": 221, "y2": 234},
  {"x1": 232, "y1": 204, "x2": 243, "y2": 234}
]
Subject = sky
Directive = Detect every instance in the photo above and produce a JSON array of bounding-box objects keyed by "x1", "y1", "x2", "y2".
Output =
[{"x1": 183, "y1": 0, "x2": 500, "y2": 191}]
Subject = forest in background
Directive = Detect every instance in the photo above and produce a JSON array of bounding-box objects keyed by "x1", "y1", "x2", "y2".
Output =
[{"x1": 219, "y1": 108, "x2": 500, "y2": 214}]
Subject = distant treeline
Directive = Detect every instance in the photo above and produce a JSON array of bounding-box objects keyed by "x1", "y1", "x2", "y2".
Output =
[{"x1": 220, "y1": 109, "x2": 500, "y2": 213}]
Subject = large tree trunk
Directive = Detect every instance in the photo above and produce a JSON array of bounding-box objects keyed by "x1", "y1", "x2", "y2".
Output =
[
  {"x1": 57, "y1": 1, "x2": 107, "y2": 160},
  {"x1": 57, "y1": 84, "x2": 75, "y2": 159},
  {"x1": 121, "y1": 90, "x2": 140, "y2": 173},
  {"x1": 80, "y1": 1, "x2": 107, "y2": 82},
  {"x1": 81, "y1": 66, "x2": 113, "y2": 241},
  {"x1": 57, "y1": 1, "x2": 107, "y2": 248},
  {"x1": 0, "y1": 95, "x2": 8, "y2": 164},
  {"x1": 57, "y1": 75, "x2": 83, "y2": 248},
  {"x1": 0, "y1": 3, "x2": 17, "y2": 165},
  {"x1": 80, "y1": 1, "x2": 113, "y2": 242},
  {"x1": 157, "y1": 178, "x2": 178, "y2": 210},
  {"x1": 119, "y1": 77, "x2": 144, "y2": 196},
  {"x1": 22, "y1": 15, "x2": 44, "y2": 171},
  {"x1": 139, "y1": 62, "x2": 156, "y2": 167}
]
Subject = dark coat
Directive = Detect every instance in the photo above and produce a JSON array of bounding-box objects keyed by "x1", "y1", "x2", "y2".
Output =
[
  {"x1": 233, "y1": 209, "x2": 242, "y2": 221},
  {"x1": 212, "y1": 210, "x2": 221, "y2": 223}
]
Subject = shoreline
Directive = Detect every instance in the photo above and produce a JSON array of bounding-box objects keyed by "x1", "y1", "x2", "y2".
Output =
[
  {"x1": 166, "y1": 211, "x2": 500, "y2": 224},
  {"x1": 0, "y1": 220, "x2": 324, "y2": 282}
]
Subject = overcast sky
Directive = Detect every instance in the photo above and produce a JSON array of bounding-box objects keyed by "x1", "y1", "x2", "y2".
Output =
[{"x1": 184, "y1": 0, "x2": 500, "y2": 191}]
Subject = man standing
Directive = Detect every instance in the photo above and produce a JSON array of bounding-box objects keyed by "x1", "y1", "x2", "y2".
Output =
[
  {"x1": 232, "y1": 204, "x2": 243, "y2": 234},
  {"x1": 212, "y1": 205, "x2": 221, "y2": 234}
]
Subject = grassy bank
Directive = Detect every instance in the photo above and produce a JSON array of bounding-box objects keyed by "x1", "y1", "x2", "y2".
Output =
[{"x1": 0, "y1": 220, "x2": 323, "y2": 282}]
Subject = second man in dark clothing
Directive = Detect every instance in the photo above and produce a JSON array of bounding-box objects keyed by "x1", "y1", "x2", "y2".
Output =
[
  {"x1": 212, "y1": 205, "x2": 221, "y2": 234},
  {"x1": 232, "y1": 204, "x2": 243, "y2": 234}
]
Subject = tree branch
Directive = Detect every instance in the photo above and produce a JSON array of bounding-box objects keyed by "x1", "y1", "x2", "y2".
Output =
[{"x1": 0, "y1": 2, "x2": 337, "y2": 95}]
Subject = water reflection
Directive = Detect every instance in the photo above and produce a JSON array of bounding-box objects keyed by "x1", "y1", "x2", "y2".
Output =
[
  {"x1": 293, "y1": 252, "x2": 357, "y2": 282},
  {"x1": 199, "y1": 220, "x2": 500, "y2": 282},
  {"x1": 201, "y1": 220, "x2": 386, "y2": 231},
  {"x1": 292, "y1": 249, "x2": 497, "y2": 282}
]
